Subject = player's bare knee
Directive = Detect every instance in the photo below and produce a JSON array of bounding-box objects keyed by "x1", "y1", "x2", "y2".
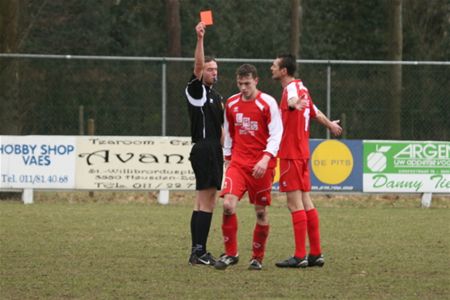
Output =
[
  {"x1": 209, "y1": 189, "x2": 217, "y2": 200},
  {"x1": 223, "y1": 208, "x2": 232, "y2": 215},
  {"x1": 223, "y1": 202, "x2": 235, "y2": 215},
  {"x1": 223, "y1": 206, "x2": 235, "y2": 215},
  {"x1": 256, "y1": 211, "x2": 266, "y2": 222}
]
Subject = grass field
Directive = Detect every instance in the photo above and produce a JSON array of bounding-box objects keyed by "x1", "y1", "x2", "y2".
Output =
[{"x1": 1, "y1": 192, "x2": 450, "y2": 299}]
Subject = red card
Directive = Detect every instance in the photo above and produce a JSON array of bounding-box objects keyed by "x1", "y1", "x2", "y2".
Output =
[{"x1": 200, "y1": 10, "x2": 213, "y2": 26}]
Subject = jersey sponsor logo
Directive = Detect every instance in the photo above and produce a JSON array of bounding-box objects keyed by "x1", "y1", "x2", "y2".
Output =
[
  {"x1": 235, "y1": 113, "x2": 259, "y2": 136},
  {"x1": 236, "y1": 113, "x2": 243, "y2": 123}
]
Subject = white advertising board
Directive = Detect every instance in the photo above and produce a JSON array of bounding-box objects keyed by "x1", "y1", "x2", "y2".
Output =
[
  {"x1": 75, "y1": 136, "x2": 195, "y2": 190},
  {"x1": 0, "y1": 136, "x2": 76, "y2": 189},
  {"x1": 363, "y1": 140, "x2": 450, "y2": 193}
]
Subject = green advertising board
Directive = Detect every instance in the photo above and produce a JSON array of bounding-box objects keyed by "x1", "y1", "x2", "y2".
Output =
[{"x1": 363, "y1": 141, "x2": 450, "y2": 193}]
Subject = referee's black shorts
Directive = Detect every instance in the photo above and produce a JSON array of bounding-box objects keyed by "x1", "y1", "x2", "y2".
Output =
[{"x1": 189, "y1": 140, "x2": 223, "y2": 190}]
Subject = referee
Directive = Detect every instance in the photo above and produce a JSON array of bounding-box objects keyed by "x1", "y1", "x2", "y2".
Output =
[{"x1": 185, "y1": 22, "x2": 224, "y2": 265}]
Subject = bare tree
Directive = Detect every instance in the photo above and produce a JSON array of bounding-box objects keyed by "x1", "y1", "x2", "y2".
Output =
[{"x1": 387, "y1": 0, "x2": 403, "y2": 139}]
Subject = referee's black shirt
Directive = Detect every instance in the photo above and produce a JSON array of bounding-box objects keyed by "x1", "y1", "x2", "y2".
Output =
[{"x1": 185, "y1": 74, "x2": 224, "y2": 143}]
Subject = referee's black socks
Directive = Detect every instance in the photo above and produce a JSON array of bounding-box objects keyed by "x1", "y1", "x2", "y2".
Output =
[
  {"x1": 190, "y1": 210, "x2": 199, "y2": 253},
  {"x1": 194, "y1": 211, "x2": 213, "y2": 256}
]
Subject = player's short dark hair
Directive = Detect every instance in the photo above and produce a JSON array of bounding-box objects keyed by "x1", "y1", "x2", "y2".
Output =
[
  {"x1": 236, "y1": 64, "x2": 258, "y2": 79},
  {"x1": 205, "y1": 56, "x2": 216, "y2": 63},
  {"x1": 277, "y1": 54, "x2": 297, "y2": 76}
]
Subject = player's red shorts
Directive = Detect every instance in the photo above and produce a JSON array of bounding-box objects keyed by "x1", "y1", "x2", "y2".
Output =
[
  {"x1": 220, "y1": 162, "x2": 274, "y2": 206},
  {"x1": 279, "y1": 159, "x2": 311, "y2": 192}
]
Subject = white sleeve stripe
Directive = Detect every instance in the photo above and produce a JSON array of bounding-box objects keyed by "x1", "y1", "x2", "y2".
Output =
[
  {"x1": 223, "y1": 110, "x2": 232, "y2": 156},
  {"x1": 227, "y1": 98, "x2": 240, "y2": 108},
  {"x1": 298, "y1": 81, "x2": 308, "y2": 91},
  {"x1": 286, "y1": 82, "x2": 298, "y2": 99},
  {"x1": 255, "y1": 99, "x2": 265, "y2": 111},
  {"x1": 185, "y1": 86, "x2": 207, "y2": 107},
  {"x1": 226, "y1": 94, "x2": 241, "y2": 108},
  {"x1": 312, "y1": 104, "x2": 319, "y2": 114},
  {"x1": 261, "y1": 94, "x2": 283, "y2": 157}
]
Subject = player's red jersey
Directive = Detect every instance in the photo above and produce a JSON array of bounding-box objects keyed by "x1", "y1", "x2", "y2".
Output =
[
  {"x1": 223, "y1": 91, "x2": 283, "y2": 169},
  {"x1": 278, "y1": 79, "x2": 318, "y2": 159}
]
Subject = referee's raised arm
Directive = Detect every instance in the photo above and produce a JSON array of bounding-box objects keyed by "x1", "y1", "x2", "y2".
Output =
[{"x1": 194, "y1": 22, "x2": 206, "y2": 80}]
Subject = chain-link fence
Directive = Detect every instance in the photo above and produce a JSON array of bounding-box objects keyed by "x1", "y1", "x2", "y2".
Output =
[{"x1": 1, "y1": 54, "x2": 449, "y2": 140}]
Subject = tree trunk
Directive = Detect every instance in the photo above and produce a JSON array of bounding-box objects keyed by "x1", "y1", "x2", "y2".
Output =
[
  {"x1": 0, "y1": 0, "x2": 18, "y2": 53},
  {"x1": 166, "y1": 0, "x2": 181, "y2": 57},
  {"x1": 165, "y1": 0, "x2": 184, "y2": 134},
  {"x1": 0, "y1": 0, "x2": 21, "y2": 134},
  {"x1": 290, "y1": 0, "x2": 301, "y2": 58},
  {"x1": 387, "y1": 0, "x2": 403, "y2": 139}
]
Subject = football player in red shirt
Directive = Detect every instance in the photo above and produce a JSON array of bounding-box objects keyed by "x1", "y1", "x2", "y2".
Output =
[
  {"x1": 214, "y1": 64, "x2": 283, "y2": 271},
  {"x1": 271, "y1": 54, "x2": 342, "y2": 268}
]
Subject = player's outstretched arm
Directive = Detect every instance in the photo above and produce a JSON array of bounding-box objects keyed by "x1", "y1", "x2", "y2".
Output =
[{"x1": 314, "y1": 109, "x2": 343, "y2": 137}]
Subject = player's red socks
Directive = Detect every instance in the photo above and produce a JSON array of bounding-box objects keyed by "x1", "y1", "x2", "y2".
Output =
[
  {"x1": 292, "y1": 209, "x2": 307, "y2": 259},
  {"x1": 252, "y1": 223, "x2": 269, "y2": 262},
  {"x1": 222, "y1": 213, "x2": 238, "y2": 256},
  {"x1": 306, "y1": 208, "x2": 322, "y2": 256}
]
